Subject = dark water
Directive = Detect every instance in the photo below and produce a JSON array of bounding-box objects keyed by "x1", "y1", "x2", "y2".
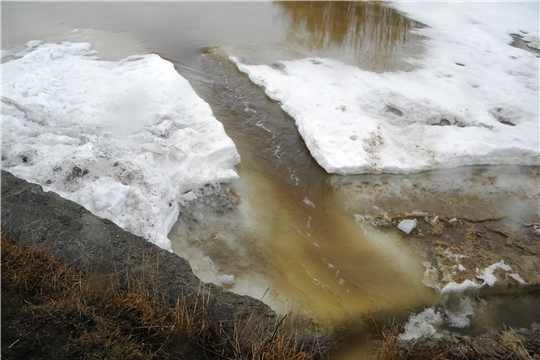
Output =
[{"x1": 2, "y1": 1, "x2": 423, "y2": 70}]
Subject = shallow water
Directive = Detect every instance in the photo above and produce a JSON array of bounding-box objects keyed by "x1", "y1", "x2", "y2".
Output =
[
  {"x1": 169, "y1": 50, "x2": 436, "y2": 333},
  {"x1": 3, "y1": 0, "x2": 539, "y2": 341},
  {"x1": 1, "y1": 1, "x2": 422, "y2": 70}
]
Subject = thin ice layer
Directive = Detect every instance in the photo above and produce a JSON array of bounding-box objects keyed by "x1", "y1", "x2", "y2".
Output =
[
  {"x1": 1, "y1": 41, "x2": 240, "y2": 251},
  {"x1": 231, "y1": 2, "x2": 539, "y2": 174}
]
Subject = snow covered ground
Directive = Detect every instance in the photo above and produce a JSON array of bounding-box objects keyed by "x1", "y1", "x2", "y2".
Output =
[
  {"x1": 231, "y1": 2, "x2": 539, "y2": 174},
  {"x1": 2, "y1": 41, "x2": 240, "y2": 251}
]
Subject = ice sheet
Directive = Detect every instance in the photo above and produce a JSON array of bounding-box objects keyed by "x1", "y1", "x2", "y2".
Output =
[
  {"x1": 2, "y1": 42, "x2": 240, "y2": 251},
  {"x1": 231, "y1": 2, "x2": 539, "y2": 174}
]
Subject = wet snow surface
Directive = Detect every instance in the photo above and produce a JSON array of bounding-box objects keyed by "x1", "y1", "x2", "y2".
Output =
[
  {"x1": 231, "y1": 2, "x2": 539, "y2": 174},
  {"x1": 2, "y1": 42, "x2": 240, "y2": 251}
]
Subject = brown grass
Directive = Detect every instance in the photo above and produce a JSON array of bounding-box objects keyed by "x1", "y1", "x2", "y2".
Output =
[
  {"x1": 4, "y1": 228, "x2": 534, "y2": 360},
  {"x1": 1, "y1": 229, "x2": 328, "y2": 360},
  {"x1": 364, "y1": 321, "x2": 535, "y2": 360}
]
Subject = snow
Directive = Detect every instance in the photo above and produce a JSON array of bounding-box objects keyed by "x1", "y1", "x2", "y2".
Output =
[
  {"x1": 2, "y1": 41, "x2": 241, "y2": 251},
  {"x1": 401, "y1": 258, "x2": 528, "y2": 336},
  {"x1": 440, "y1": 279, "x2": 481, "y2": 295},
  {"x1": 507, "y1": 273, "x2": 527, "y2": 285},
  {"x1": 399, "y1": 308, "x2": 443, "y2": 341},
  {"x1": 230, "y1": 2, "x2": 539, "y2": 174},
  {"x1": 220, "y1": 274, "x2": 236, "y2": 286},
  {"x1": 439, "y1": 260, "x2": 519, "y2": 294},
  {"x1": 397, "y1": 219, "x2": 417, "y2": 234},
  {"x1": 476, "y1": 260, "x2": 512, "y2": 287}
]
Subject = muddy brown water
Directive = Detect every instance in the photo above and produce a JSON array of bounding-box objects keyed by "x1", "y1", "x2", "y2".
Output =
[{"x1": 3, "y1": 0, "x2": 539, "y2": 341}]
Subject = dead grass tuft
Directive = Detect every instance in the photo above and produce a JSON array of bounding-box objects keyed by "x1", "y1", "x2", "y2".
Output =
[
  {"x1": 365, "y1": 320, "x2": 537, "y2": 360},
  {"x1": 1, "y1": 229, "x2": 329, "y2": 359}
]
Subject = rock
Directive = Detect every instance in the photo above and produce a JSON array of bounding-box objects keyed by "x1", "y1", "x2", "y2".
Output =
[
  {"x1": 0, "y1": 170, "x2": 276, "y2": 329},
  {"x1": 398, "y1": 219, "x2": 417, "y2": 234}
]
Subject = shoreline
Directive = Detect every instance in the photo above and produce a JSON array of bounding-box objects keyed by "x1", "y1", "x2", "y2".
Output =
[{"x1": 2, "y1": 169, "x2": 539, "y2": 358}]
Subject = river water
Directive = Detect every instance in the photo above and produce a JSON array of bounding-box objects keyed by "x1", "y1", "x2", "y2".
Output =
[{"x1": 3, "y1": 0, "x2": 539, "y2": 343}]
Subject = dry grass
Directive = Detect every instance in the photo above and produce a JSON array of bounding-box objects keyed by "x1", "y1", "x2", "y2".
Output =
[
  {"x1": 1, "y1": 229, "x2": 328, "y2": 360},
  {"x1": 365, "y1": 321, "x2": 536, "y2": 360},
  {"x1": 5, "y1": 228, "x2": 534, "y2": 360}
]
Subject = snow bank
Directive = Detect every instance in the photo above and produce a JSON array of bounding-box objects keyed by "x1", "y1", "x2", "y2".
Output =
[
  {"x1": 2, "y1": 41, "x2": 240, "y2": 251},
  {"x1": 231, "y1": 2, "x2": 539, "y2": 174}
]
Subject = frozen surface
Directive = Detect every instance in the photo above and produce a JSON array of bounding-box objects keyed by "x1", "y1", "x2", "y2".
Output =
[
  {"x1": 2, "y1": 42, "x2": 240, "y2": 251},
  {"x1": 397, "y1": 219, "x2": 417, "y2": 234},
  {"x1": 231, "y1": 2, "x2": 539, "y2": 174}
]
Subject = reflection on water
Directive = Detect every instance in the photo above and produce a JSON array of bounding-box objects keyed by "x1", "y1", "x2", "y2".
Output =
[
  {"x1": 276, "y1": 1, "x2": 425, "y2": 71},
  {"x1": 2, "y1": 1, "x2": 424, "y2": 72}
]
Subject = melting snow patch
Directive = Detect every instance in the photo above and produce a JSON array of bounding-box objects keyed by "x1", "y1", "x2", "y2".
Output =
[
  {"x1": 220, "y1": 274, "x2": 236, "y2": 286},
  {"x1": 476, "y1": 260, "x2": 512, "y2": 286},
  {"x1": 436, "y1": 261, "x2": 526, "y2": 328},
  {"x1": 440, "y1": 279, "x2": 482, "y2": 295},
  {"x1": 399, "y1": 308, "x2": 444, "y2": 341},
  {"x1": 507, "y1": 273, "x2": 527, "y2": 285},
  {"x1": 1, "y1": 42, "x2": 241, "y2": 251},
  {"x1": 231, "y1": 2, "x2": 538, "y2": 174}
]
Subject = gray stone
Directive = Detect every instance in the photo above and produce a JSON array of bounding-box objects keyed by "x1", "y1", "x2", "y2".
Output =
[{"x1": 1, "y1": 170, "x2": 275, "y2": 328}]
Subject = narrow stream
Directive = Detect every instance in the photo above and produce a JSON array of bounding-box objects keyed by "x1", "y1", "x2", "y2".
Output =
[
  {"x1": 169, "y1": 49, "x2": 436, "y2": 332},
  {"x1": 159, "y1": 2, "x2": 436, "y2": 332}
]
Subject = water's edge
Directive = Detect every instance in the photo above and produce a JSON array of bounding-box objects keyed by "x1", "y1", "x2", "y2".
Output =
[
  {"x1": 4, "y1": 169, "x2": 539, "y2": 359},
  {"x1": 0, "y1": 170, "x2": 285, "y2": 337}
]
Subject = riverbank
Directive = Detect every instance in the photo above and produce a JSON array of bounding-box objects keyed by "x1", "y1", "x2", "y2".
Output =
[
  {"x1": 3, "y1": 170, "x2": 539, "y2": 359},
  {"x1": 1, "y1": 170, "x2": 327, "y2": 359}
]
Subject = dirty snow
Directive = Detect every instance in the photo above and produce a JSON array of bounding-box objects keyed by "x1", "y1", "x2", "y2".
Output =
[{"x1": 1, "y1": 41, "x2": 240, "y2": 251}]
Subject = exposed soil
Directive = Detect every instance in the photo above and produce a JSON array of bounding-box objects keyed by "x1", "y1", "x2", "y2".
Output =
[{"x1": 331, "y1": 166, "x2": 540, "y2": 293}]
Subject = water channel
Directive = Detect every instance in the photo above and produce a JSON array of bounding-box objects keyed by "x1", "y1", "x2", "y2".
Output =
[{"x1": 3, "y1": 0, "x2": 539, "y2": 345}]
